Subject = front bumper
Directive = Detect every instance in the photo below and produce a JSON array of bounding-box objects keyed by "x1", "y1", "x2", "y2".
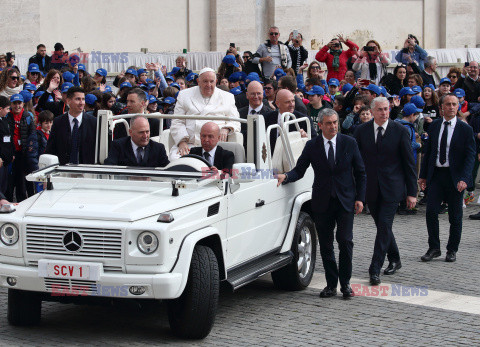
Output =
[{"x1": 0, "y1": 263, "x2": 183, "y2": 299}]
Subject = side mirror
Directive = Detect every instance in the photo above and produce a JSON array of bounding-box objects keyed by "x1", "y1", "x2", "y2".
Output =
[{"x1": 38, "y1": 154, "x2": 59, "y2": 169}]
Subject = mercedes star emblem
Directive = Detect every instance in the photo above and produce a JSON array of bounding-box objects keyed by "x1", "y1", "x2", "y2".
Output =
[{"x1": 62, "y1": 230, "x2": 83, "y2": 252}]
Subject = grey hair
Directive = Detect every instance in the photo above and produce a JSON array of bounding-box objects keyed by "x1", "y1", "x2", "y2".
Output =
[
  {"x1": 318, "y1": 108, "x2": 338, "y2": 124},
  {"x1": 370, "y1": 97, "x2": 389, "y2": 110},
  {"x1": 424, "y1": 56, "x2": 436, "y2": 69}
]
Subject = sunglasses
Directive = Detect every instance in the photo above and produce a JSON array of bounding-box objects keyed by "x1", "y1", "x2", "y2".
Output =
[
  {"x1": 310, "y1": 66, "x2": 320, "y2": 70},
  {"x1": 243, "y1": 56, "x2": 250, "y2": 60},
  {"x1": 269, "y1": 32, "x2": 279, "y2": 36},
  {"x1": 264, "y1": 87, "x2": 273, "y2": 90},
  {"x1": 10, "y1": 76, "x2": 18, "y2": 80}
]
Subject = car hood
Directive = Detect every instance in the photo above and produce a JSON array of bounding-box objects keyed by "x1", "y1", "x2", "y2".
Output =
[{"x1": 25, "y1": 185, "x2": 222, "y2": 222}]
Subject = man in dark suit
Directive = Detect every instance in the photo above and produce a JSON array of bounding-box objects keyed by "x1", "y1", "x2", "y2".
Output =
[
  {"x1": 46, "y1": 87, "x2": 97, "y2": 165},
  {"x1": 28, "y1": 44, "x2": 51, "y2": 73},
  {"x1": 188, "y1": 122, "x2": 234, "y2": 172},
  {"x1": 264, "y1": 89, "x2": 316, "y2": 153},
  {"x1": 104, "y1": 116, "x2": 169, "y2": 167},
  {"x1": 277, "y1": 109, "x2": 366, "y2": 298},
  {"x1": 419, "y1": 93, "x2": 476, "y2": 262},
  {"x1": 238, "y1": 81, "x2": 272, "y2": 149},
  {"x1": 354, "y1": 97, "x2": 417, "y2": 285},
  {"x1": 278, "y1": 76, "x2": 308, "y2": 114}
]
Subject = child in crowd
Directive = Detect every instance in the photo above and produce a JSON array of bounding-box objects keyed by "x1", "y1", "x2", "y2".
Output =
[
  {"x1": 305, "y1": 85, "x2": 332, "y2": 134},
  {"x1": 327, "y1": 78, "x2": 340, "y2": 100},
  {"x1": 358, "y1": 105, "x2": 372, "y2": 124},
  {"x1": 437, "y1": 77, "x2": 452, "y2": 98},
  {"x1": 341, "y1": 94, "x2": 368, "y2": 134}
]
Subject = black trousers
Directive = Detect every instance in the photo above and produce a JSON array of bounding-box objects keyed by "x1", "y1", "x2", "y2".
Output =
[
  {"x1": 368, "y1": 195, "x2": 400, "y2": 275},
  {"x1": 313, "y1": 197, "x2": 354, "y2": 288},
  {"x1": 426, "y1": 167, "x2": 463, "y2": 252},
  {"x1": 7, "y1": 151, "x2": 27, "y2": 202}
]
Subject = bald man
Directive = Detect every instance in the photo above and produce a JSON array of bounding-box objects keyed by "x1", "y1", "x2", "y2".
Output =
[
  {"x1": 238, "y1": 81, "x2": 272, "y2": 148},
  {"x1": 264, "y1": 89, "x2": 317, "y2": 153},
  {"x1": 188, "y1": 122, "x2": 235, "y2": 172}
]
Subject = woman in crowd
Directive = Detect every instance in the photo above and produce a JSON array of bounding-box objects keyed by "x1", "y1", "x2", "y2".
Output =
[
  {"x1": 101, "y1": 92, "x2": 116, "y2": 111},
  {"x1": 381, "y1": 64, "x2": 408, "y2": 95},
  {"x1": 447, "y1": 67, "x2": 462, "y2": 86},
  {"x1": 407, "y1": 74, "x2": 423, "y2": 87},
  {"x1": 316, "y1": 35, "x2": 359, "y2": 81},
  {"x1": 352, "y1": 40, "x2": 390, "y2": 85},
  {"x1": 175, "y1": 77, "x2": 187, "y2": 90},
  {"x1": 395, "y1": 34, "x2": 428, "y2": 70},
  {"x1": 422, "y1": 84, "x2": 439, "y2": 132},
  {"x1": 25, "y1": 64, "x2": 42, "y2": 86},
  {"x1": 344, "y1": 69, "x2": 356, "y2": 85},
  {"x1": 0, "y1": 68, "x2": 22, "y2": 97},
  {"x1": 174, "y1": 56, "x2": 193, "y2": 78},
  {"x1": 37, "y1": 69, "x2": 63, "y2": 93}
]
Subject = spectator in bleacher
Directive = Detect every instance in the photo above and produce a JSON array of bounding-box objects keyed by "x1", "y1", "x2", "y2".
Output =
[
  {"x1": 25, "y1": 64, "x2": 43, "y2": 87},
  {"x1": 382, "y1": 64, "x2": 408, "y2": 95},
  {"x1": 0, "y1": 55, "x2": 7, "y2": 70},
  {"x1": 0, "y1": 96, "x2": 14, "y2": 196},
  {"x1": 422, "y1": 84, "x2": 440, "y2": 132},
  {"x1": 264, "y1": 79, "x2": 278, "y2": 110},
  {"x1": 253, "y1": 26, "x2": 292, "y2": 80},
  {"x1": 28, "y1": 44, "x2": 51, "y2": 73},
  {"x1": 0, "y1": 68, "x2": 22, "y2": 98},
  {"x1": 316, "y1": 35, "x2": 359, "y2": 81},
  {"x1": 37, "y1": 69, "x2": 63, "y2": 92},
  {"x1": 242, "y1": 51, "x2": 261, "y2": 76},
  {"x1": 352, "y1": 40, "x2": 390, "y2": 85},
  {"x1": 395, "y1": 35, "x2": 428, "y2": 70},
  {"x1": 93, "y1": 68, "x2": 107, "y2": 88},
  {"x1": 420, "y1": 56, "x2": 438, "y2": 88},
  {"x1": 286, "y1": 31, "x2": 308, "y2": 75},
  {"x1": 298, "y1": 61, "x2": 326, "y2": 87},
  {"x1": 453, "y1": 61, "x2": 480, "y2": 105},
  {"x1": 25, "y1": 110, "x2": 53, "y2": 174},
  {"x1": 50, "y1": 42, "x2": 67, "y2": 71},
  {"x1": 407, "y1": 74, "x2": 423, "y2": 88},
  {"x1": 447, "y1": 67, "x2": 462, "y2": 86},
  {"x1": 37, "y1": 79, "x2": 72, "y2": 117},
  {"x1": 305, "y1": 85, "x2": 332, "y2": 133},
  {"x1": 438, "y1": 77, "x2": 452, "y2": 97}
]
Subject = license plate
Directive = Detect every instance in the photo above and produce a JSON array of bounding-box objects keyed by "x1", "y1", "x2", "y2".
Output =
[{"x1": 46, "y1": 263, "x2": 90, "y2": 280}]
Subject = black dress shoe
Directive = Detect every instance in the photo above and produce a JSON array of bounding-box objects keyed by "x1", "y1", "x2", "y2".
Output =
[
  {"x1": 384, "y1": 261, "x2": 402, "y2": 275},
  {"x1": 340, "y1": 284, "x2": 355, "y2": 298},
  {"x1": 421, "y1": 249, "x2": 441, "y2": 261},
  {"x1": 319, "y1": 286, "x2": 337, "y2": 298},
  {"x1": 469, "y1": 212, "x2": 480, "y2": 220},
  {"x1": 445, "y1": 250, "x2": 456, "y2": 262},
  {"x1": 369, "y1": 274, "x2": 381, "y2": 285}
]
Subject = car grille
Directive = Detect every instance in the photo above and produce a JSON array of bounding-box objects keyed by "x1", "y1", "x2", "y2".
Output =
[
  {"x1": 44, "y1": 277, "x2": 97, "y2": 295},
  {"x1": 26, "y1": 225, "x2": 122, "y2": 259}
]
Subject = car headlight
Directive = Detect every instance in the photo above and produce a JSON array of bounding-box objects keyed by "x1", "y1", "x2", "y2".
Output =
[
  {"x1": 0, "y1": 223, "x2": 19, "y2": 246},
  {"x1": 137, "y1": 231, "x2": 158, "y2": 255}
]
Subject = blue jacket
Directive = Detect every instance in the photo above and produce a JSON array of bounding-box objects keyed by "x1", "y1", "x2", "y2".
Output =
[
  {"x1": 395, "y1": 119, "x2": 421, "y2": 162},
  {"x1": 395, "y1": 45, "x2": 428, "y2": 70},
  {"x1": 25, "y1": 129, "x2": 48, "y2": 173}
]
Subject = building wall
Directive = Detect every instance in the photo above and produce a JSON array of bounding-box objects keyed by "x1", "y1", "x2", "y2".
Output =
[{"x1": 1, "y1": 0, "x2": 479, "y2": 54}]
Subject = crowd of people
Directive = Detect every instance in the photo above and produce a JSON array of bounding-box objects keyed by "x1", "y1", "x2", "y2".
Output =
[{"x1": 0, "y1": 27, "x2": 479, "y2": 296}]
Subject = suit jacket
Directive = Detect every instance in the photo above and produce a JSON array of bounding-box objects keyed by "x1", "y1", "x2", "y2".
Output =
[
  {"x1": 419, "y1": 118, "x2": 476, "y2": 188},
  {"x1": 264, "y1": 110, "x2": 317, "y2": 153},
  {"x1": 28, "y1": 54, "x2": 51, "y2": 73},
  {"x1": 354, "y1": 119, "x2": 417, "y2": 203},
  {"x1": 189, "y1": 145, "x2": 234, "y2": 172},
  {"x1": 45, "y1": 112, "x2": 97, "y2": 165},
  {"x1": 285, "y1": 134, "x2": 366, "y2": 213},
  {"x1": 104, "y1": 137, "x2": 169, "y2": 167},
  {"x1": 238, "y1": 104, "x2": 271, "y2": 148}
]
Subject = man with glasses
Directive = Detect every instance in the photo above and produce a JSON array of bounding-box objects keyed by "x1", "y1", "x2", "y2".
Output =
[
  {"x1": 28, "y1": 44, "x2": 51, "y2": 73},
  {"x1": 252, "y1": 26, "x2": 292, "y2": 80}
]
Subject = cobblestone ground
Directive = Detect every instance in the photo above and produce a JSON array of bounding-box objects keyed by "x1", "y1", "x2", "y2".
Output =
[{"x1": 0, "y1": 204, "x2": 479, "y2": 345}]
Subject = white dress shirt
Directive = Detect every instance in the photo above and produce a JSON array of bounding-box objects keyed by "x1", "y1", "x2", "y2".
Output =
[
  {"x1": 131, "y1": 140, "x2": 144, "y2": 162},
  {"x1": 322, "y1": 134, "x2": 337, "y2": 159},
  {"x1": 68, "y1": 113, "x2": 83, "y2": 132},
  {"x1": 436, "y1": 116, "x2": 457, "y2": 167},
  {"x1": 248, "y1": 104, "x2": 263, "y2": 115},
  {"x1": 373, "y1": 120, "x2": 388, "y2": 142},
  {"x1": 202, "y1": 146, "x2": 217, "y2": 167}
]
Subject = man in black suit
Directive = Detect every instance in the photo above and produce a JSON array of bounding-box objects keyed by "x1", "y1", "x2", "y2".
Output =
[
  {"x1": 104, "y1": 116, "x2": 169, "y2": 167},
  {"x1": 277, "y1": 109, "x2": 366, "y2": 298},
  {"x1": 28, "y1": 44, "x2": 51, "y2": 73},
  {"x1": 354, "y1": 97, "x2": 417, "y2": 285},
  {"x1": 419, "y1": 94, "x2": 476, "y2": 262},
  {"x1": 46, "y1": 87, "x2": 97, "y2": 165},
  {"x1": 264, "y1": 89, "x2": 316, "y2": 153},
  {"x1": 238, "y1": 81, "x2": 271, "y2": 149},
  {"x1": 188, "y1": 122, "x2": 234, "y2": 172}
]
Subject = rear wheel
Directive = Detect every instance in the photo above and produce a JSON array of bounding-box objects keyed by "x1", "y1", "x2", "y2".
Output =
[
  {"x1": 8, "y1": 289, "x2": 42, "y2": 326},
  {"x1": 272, "y1": 212, "x2": 317, "y2": 290},
  {"x1": 167, "y1": 245, "x2": 219, "y2": 339}
]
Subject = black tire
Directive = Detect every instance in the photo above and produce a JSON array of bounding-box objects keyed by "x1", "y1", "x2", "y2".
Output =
[
  {"x1": 8, "y1": 289, "x2": 42, "y2": 326},
  {"x1": 167, "y1": 245, "x2": 219, "y2": 339},
  {"x1": 272, "y1": 211, "x2": 317, "y2": 291}
]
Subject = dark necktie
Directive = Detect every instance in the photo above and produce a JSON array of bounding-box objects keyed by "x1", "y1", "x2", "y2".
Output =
[
  {"x1": 136, "y1": 147, "x2": 143, "y2": 165},
  {"x1": 250, "y1": 109, "x2": 257, "y2": 115},
  {"x1": 439, "y1": 121, "x2": 450, "y2": 165},
  {"x1": 70, "y1": 118, "x2": 79, "y2": 164},
  {"x1": 327, "y1": 140, "x2": 336, "y2": 197},
  {"x1": 203, "y1": 151, "x2": 211, "y2": 165},
  {"x1": 376, "y1": 126, "x2": 383, "y2": 151}
]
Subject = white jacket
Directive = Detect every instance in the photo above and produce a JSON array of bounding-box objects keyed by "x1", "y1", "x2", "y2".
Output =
[{"x1": 169, "y1": 86, "x2": 240, "y2": 159}]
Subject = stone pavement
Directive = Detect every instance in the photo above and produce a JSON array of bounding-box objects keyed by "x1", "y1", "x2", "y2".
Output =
[{"x1": 0, "y1": 204, "x2": 479, "y2": 345}]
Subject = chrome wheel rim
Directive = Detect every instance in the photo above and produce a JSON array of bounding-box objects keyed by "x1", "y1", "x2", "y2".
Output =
[{"x1": 297, "y1": 226, "x2": 312, "y2": 278}]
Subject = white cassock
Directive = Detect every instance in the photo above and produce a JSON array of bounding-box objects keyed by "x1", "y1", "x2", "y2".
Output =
[{"x1": 169, "y1": 86, "x2": 241, "y2": 159}]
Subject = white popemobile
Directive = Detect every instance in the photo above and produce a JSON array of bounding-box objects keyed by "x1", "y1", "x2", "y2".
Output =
[{"x1": 0, "y1": 110, "x2": 316, "y2": 339}]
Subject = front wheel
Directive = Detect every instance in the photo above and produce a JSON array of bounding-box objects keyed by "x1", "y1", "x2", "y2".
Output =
[
  {"x1": 167, "y1": 245, "x2": 219, "y2": 339},
  {"x1": 272, "y1": 212, "x2": 317, "y2": 290},
  {"x1": 8, "y1": 289, "x2": 42, "y2": 326}
]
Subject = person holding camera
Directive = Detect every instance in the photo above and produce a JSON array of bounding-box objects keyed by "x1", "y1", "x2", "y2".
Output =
[
  {"x1": 316, "y1": 35, "x2": 359, "y2": 82},
  {"x1": 395, "y1": 34, "x2": 428, "y2": 70},
  {"x1": 286, "y1": 31, "x2": 308, "y2": 75},
  {"x1": 352, "y1": 40, "x2": 390, "y2": 86}
]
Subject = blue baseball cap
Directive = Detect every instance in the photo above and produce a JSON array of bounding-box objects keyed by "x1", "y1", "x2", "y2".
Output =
[
  {"x1": 85, "y1": 94, "x2": 97, "y2": 106},
  {"x1": 305, "y1": 85, "x2": 325, "y2": 96},
  {"x1": 170, "y1": 82, "x2": 181, "y2": 90},
  {"x1": 454, "y1": 88, "x2": 466, "y2": 98},
  {"x1": 68, "y1": 54, "x2": 80, "y2": 66},
  {"x1": 403, "y1": 102, "x2": 423, "y2": 116},
  {"x1": 162, "y1": 96, "x2": 176, "y2": 105},
  {"x1": 399, "y1": 87, "x2": 415, "y2": 98},
  {"x1": 61, "y1": 82, "x2": 74, "y2": 93},
  {"x1": 229, "y1": 86, "x2": 242, "y2": 95},
  {"x1": 126, "y1": 68, "x2": 137, "y2": 76},
  {"x1": 62, "y1": 71, "x2": 75, "y2": 82},
  {"x1": 246, "y1": 72, "x2": 261, "y2": 83},
  {"x1": 165, "y1": 75, "x2": 175, "y2": 81},
  {"x1": 223, "y1": 55, "x2": 239, "y2": 67},
  {"x1": 411, "y1": 85, "x2": 423, "y2": 94},
  {"x1": 362, "y1": 84, "x2": 381, "y2": 95},
  {"x1": 147, "y1": 83, "x2": 156, "y2": 90},
  {"x1": 28, "y1": 63, "x2": 40, "y2": 73},
  {"x1": 328, "y1": 78, "x2": 340, "y2": 87},
  {"x1": 170, "y1": 67, "x2": 181, "y2": 75},
  {"x1": 274, "y1": 68, "x2": 286, "y2": 79},
  {"x1": 120, "y1": 81, "x2": 132, "y2": 89},
  {"x1": 186, "y1": 72, "x2": 198, "y2": 82},
  {"x1": 19, "y1": 90, "x2": 32, "y2": 103},
  {"x1": 104, "y1": 85, "x2": 112, "y2": 93},
  {"x1": 423, "y1": 84, "x2": 435, "y2": 91},
  {"x1": 439, "y1": 77, "x2": 451, "y2": 85},
  {"x1": 148, "y1": 95, "x2": 159, "y2": 104},
  {"x1": 342, "y1": 83, "x2": 353, "y2": 93},
  {"x1": 228, "y1": 71, "x2": 243, "y2": 83},
  {"x1": 23, "y1": 83, "x2": 36, "y2": 92},
  {"x1": 10, "y1": 94, "x2": 24, "y2": 103},
  {"x1": 238, "y1": 72, "x2": 247, "y2": 82},
  {"x1": 379, "y1": 86, "x2": 390, "y2": 97},
  {"x1": 34, "y1": 90, "x2": 45, "y2": 98},
  {"x1": 137, "y1": 68, "x2": 147, "y2": 75},
  {"x1": 77, "y1": 64, "x2": 86, "y2": 72},
  {"x1": 146, "y1": 78, "x2": 153, "y2": 83},
  {"x1": 95, "y1": 68, "x2": 107, "y2": 77},
  {"x1": 411, "y1": 95, "x2": 425, "y2": 108}
]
